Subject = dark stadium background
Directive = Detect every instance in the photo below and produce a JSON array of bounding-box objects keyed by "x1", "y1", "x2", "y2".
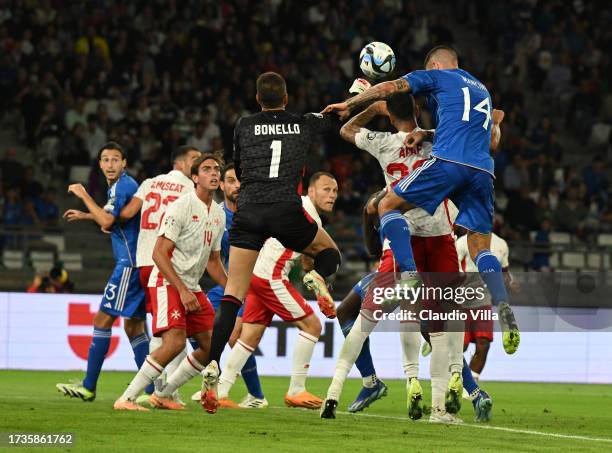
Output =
[{"x1": 0, "y1": 0, "x2": 611, "y2": 297}]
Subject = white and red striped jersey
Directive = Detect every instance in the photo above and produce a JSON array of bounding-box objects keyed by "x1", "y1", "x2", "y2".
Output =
[
  {"x1": 149, "y1": 192, "x2": 225, "y2": 291},
  {"x1": 134, "y1": 170, "x2": 194, "y2": 267},
  {"x1": 456, "y1": 232, "x2": 509, "y2": 272},
  {"x1": 253, "y1": 196, "x2": 321, "y2": 281},
  {"x1": 355, "y1": 128, "x2": 457, "y2": 238}
]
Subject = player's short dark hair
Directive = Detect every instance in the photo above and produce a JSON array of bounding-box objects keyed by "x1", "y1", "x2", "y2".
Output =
[
  {"x1": 98, "y1": 141, "x2": 126, "y2": 160},
  {"x1": 221, "y1": 162, "x2": 236, "y2": 181},
  {"x1": 171, "y1": 145, "x2": 200, "y2": 163},
  {"x1": 256, "y1": 72, "x2": 287, "y2": 108},
  {"x1": 386, "y1": 92, "x2": 415, "y2": 121},
  {"x1": 309, "y1": 171, "x2": 336, "y2": 187},
  {"x1": 424, "y1": 45, "x2": 458, "y2": 66},
  {"x1": 191, "y1": 152, "x2": 225, "y2": 176}
]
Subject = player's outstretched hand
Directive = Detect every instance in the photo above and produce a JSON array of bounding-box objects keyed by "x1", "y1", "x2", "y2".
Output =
[
  {"x1": 68, "y1": 183, "x2": 88, "y2": 199},
  {"x1": 322, "y1": 102, "x2": 350, "y2": 121},
  {"x1": 404, "y1": 129, "x2": 427, "y2": 150},
  {"x1": 179, "y1": 289, "x2": 200, "y2": 313},
  {"x1": 63, "y1": 209, "x2": 87, "y2": 222}
]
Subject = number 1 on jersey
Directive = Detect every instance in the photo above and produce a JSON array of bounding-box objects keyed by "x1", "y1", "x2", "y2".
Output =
[
  {"x1": 461, "y1": 87, "x2": 491, "y2": 129},
  {"x1": 269, "y1": 140, "x2": 282, "y2": 178}
]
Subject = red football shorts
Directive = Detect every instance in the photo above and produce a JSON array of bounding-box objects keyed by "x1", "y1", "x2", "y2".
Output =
[
  {"x1": 463, "y1": 305, "x2": 494, "y2": 346},
  {"x1": 242, "y1": 275, "x2": 314, "y2": 326},
  {"x1": 149, "y1": 285, "x2": 215, "y2": 337},
  {"x1": 376, "y1": 234, "x2": 459, "y2": 273},
  {"x1": 139, "y1": 265, "x2": 154, "y2": 313}
]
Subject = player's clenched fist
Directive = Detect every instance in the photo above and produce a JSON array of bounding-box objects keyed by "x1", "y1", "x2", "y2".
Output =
[
  {"x1": 179, "y1": 288, "x2": 201, "y2": 313},
  {"x1": 67, "y1": 183, "x2": 88, "y2": 199}
]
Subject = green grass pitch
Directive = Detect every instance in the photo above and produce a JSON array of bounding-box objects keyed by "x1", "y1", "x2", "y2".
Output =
[{"x1": 1, "y1": 370, "x2": 611, "y2": 452}]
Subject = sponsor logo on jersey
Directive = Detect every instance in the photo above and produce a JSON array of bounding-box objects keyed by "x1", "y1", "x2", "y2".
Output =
[{"x1": 192, "y1": 215, "x2": 199, "y2": 222}]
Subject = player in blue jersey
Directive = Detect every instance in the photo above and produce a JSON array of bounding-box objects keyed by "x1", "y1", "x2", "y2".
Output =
[
  {"x1": 189, "y1": 162, "x2": 267, "y2": 408},
  {"x1": 322, "y1": 45, "x2": 518, "y2": 418},
  {"x1": 56, "y1": 142, "x2": 147, "y2": 402}
]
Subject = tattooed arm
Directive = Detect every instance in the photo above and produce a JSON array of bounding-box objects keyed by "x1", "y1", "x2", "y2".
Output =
[
  {"x1": 339, "y1": 101, "x2": 388, "y2": 144},
  {"x1": 323, "y1": 78, "x2": 411, "y2": 121}
]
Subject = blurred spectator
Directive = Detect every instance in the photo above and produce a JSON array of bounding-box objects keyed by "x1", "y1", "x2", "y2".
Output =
[
  {"x1": 20, "y1": 166, "x2": 43, "y2": 200},
  {"x1": 504, "y1": 187, "x2": 538, "y2": 232},
  {"x1": 3, "y1": 187, "x2": 25, "y2": 225},
  {"x1": 532, "y1": 219, "x2": 552, "y2": 271},
  {"x1": 503, "y1": 154, "x2": 529, "y2": 196},
  {"x1": 27, "y1": 265, "x2": 74, "y2": 293},
  {"x1": 33, "y1": 188, "x2": 59, "y2": 227},
  {"x1": 84, "y1": 115, "x2": 107, "y2": 161},
  {"x1": 554, "y1": 184, "x2": 589, "y2": 234},
  {"x1": 0, "y1": 149, "x2": 24, "y2": 187},
  {"x1": 582, "y1": 156, "x2": 609, "y2": 207}
]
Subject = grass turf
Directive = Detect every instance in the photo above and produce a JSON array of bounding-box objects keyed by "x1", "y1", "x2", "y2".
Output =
[{"x1": 1, "y1": 370, "x2": 611, "y2": 452}]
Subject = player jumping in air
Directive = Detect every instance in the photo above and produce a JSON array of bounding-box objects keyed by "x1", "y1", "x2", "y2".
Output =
[
  {"x1": 57, "y1": 142, "x2": 147, "y2": 402},
  {"x1": 216, "y1": 172, "x2": 339, "y2": 410},
  {"x1": 190, "y1": 163, "x2": 267, "y2": 408},
  {"x1": 322, "y1": 46, "x2": 519, "y2": 416},
  {"x1": 114, "y1": 153, "x2": 226, "y2": 413},
  {"x1": 205, "y1": 72, "x2": 342, "y2": 407},
  {"x1": 324, "y1": 91, "x2": 467, "y2": 422},
  {"x1": 119, "y1": 145, "x2": 202, "y2": 404}
]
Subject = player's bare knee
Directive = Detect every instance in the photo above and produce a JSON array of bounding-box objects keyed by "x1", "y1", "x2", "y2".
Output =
[
  {"x1": 123, "y1": 318, "x2": 144, "y2": 338},
  {"x1": 93, "y1": 310, "x2": 116, "y2": 329},
  {"x1": 162, "y1": 330, "x2": 187, "y2": 357},
  {"x1": 313, "y1": 247, "x2": 341, "y2": 278},
  {"x1": 239, "y1": 323, "x2": 264, "y2": 349},
  {"x1": 301, "y1": 314, "x2": 322, "y2": 338}
]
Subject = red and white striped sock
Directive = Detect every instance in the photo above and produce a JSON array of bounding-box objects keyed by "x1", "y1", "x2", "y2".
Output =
[
  {"x1": 218, "y1": 340, "x2": 254, "y2": 399},
  {"x1": 121, "y1": 355, "x2": 163, "y2": 401},
  {"x1": 288, "y1": 331, "x2": 319, "y2": 396},
  {"x1": 158, "y1": 353, "x2": 204, "y2": 397}
]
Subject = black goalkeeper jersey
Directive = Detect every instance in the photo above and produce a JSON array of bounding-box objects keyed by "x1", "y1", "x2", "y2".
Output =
[{"x1": 233, "y1": 110, "x2": 337, "y2": 206}]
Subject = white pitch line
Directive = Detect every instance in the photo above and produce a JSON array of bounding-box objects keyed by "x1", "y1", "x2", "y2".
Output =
[{"x1": 271, "y1": 406, "x2": 612, "y2": 444}]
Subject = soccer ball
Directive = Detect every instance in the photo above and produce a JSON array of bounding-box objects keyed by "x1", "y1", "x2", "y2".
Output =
[{"x1": 359, "y1": 42, "x2": 396, "y2": 79}]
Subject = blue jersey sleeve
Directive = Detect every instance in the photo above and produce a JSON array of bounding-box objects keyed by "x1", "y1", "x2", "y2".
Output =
[
  {"x1": 403, "y1": 70, "x2": 438, "y2": 95},
  {"x1": 104, "y1": 177, "x2": 136, "y2": 218}
]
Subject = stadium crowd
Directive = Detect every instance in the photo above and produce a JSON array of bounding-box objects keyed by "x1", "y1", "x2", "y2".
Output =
[{"x1": 0, "y1": 0, "x2": 611, "y2": 264}]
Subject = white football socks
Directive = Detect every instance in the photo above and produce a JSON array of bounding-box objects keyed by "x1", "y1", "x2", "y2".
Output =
[
  {"x1": 399, "y1": 321, "x2": 420, "y2": 380},
  {"x1": 446, "y1": 321, "x2": 465, "y2": 374},
  {"x1": 287, "y1": 331, "x2": 319, "y2": 396},
  {"x1": 148, "y1": 335, "x2": 186, "y2": 381},
  {"x1": 326, "y1": 313, "x2": 377, "y2": 401},
  {"x1": 218, "y1": 340, "x2": 253, "y2": 399},
  {"x1": 158, "y1": 353, "x2": 204, "y2": 397},
  {"x1": 429, "y1": 333, "x2": 449, "y2": 411},
  {"x1": 121, "y1": 356, "x2": 163, "y2": 401}
]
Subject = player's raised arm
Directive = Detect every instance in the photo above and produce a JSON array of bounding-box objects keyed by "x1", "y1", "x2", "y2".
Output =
[
  {"x1": 323, "y1": 78, "x2": 411, "y2": 121},
  {"x1": 66, "y1": 183, "x2": 116, "y2": 230},
  {"x1": 340, "y1": 101, "x2": 388, "y2": 145}
]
